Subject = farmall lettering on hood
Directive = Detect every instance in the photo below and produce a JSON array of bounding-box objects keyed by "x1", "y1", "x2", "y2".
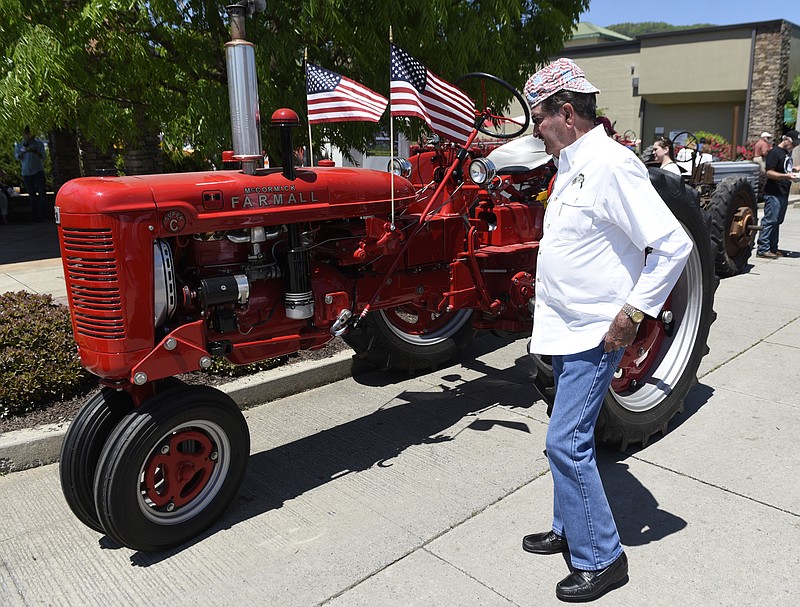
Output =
[{"x1": 231, "y1": 183, "x2": 322, "y2": 208}]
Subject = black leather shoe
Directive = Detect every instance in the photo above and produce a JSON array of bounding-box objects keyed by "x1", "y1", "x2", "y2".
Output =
[
  {"x1": 555, "y1": 552, "x2": 628, "y2": 602},
  {"x1": 522, "y1": 530, "x2": 568, "y2": 554}
]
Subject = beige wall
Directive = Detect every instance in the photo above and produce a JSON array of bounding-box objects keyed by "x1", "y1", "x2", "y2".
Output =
[
  {"x1": 639, "y1": 29, "x2": 753, "y2": 100},
  {"x1": 641, "y1": 101, "x2": 746, "y2": 149},
  {"x1": 564, "y1": 50, "x2": 642, "y2": 142}
]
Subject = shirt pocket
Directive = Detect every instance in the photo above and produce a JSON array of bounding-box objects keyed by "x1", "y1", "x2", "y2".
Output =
[{"x1": 552, "y1": 190, "x2": 596, "y2": 240}]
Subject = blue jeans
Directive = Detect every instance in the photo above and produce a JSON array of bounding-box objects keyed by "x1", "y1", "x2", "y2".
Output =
[
  {"x1": 22, "y1": 171, "x2": 47, "y2": 221},
  {"x1": 547, "y1": 343, "x2": 625, "y2": 571},
  {"x1": 757, "y1": 194, "x2": 788, "y2": 254}
]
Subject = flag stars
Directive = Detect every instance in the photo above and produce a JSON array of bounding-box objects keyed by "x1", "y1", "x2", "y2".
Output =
[
  {"x1": 390, "y1": 45, "x2": 426, "y2": 92},
  {"x1": 306, "y1": 65, "x2": 342, "y2": 94}
]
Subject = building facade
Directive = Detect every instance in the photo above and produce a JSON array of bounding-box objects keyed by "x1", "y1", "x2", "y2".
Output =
[{"x1": 561, "y1": 20, "x2": 800, "y2": 152}]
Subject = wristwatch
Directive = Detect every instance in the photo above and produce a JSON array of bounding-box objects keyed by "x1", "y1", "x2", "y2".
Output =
[{"x1": 622, "y1": 303, "x2": 645, "y2": 324}]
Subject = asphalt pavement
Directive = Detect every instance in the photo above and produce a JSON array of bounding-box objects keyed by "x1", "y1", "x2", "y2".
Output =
[{"x1": 1, "y1": 204, "x2": 800, "y2": 605}]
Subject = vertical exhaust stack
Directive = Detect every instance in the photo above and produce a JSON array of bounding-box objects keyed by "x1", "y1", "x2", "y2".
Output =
[{"x1": 225, "y1": 1, "x2": 266, "y2": 175}]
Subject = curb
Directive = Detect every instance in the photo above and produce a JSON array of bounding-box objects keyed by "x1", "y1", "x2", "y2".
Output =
[{"x1": 0, "y1": 350, "x2": 360, "y2": 474}]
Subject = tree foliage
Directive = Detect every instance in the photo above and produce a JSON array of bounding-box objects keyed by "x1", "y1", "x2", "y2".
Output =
[
  {"x1": 606, "y1": 21, "x2": 716, "y2": 38},
  {"x1": 0, "y1": 0, "x2": 589, "y2": 167}
]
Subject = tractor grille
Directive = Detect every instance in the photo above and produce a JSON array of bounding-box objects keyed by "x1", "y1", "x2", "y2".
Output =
[{"x1": 61, "y1": 228, "x2": 125, "y2": 340}]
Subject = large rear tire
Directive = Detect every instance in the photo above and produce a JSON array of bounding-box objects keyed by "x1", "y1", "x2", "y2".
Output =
[
  {"x1": 93, "y1": 384, "x2": 249, "y2": 551},
  {"x1": 344, "y1": 305, "x2": 474, "y2": 373},
  {"x1": 531, "y1": 170, "x2": 717, "y2": 449},
  {"x1": 707, "y1": 176, "x2": 757, "y2": 277}
]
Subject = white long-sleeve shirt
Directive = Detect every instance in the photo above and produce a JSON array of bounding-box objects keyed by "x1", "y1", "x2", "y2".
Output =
[{"x1": 530, "y1": 125, "x2": 693, "y2": 356}]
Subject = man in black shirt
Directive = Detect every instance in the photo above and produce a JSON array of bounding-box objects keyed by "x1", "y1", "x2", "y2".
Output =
[{"x1": 756, "y1": 130, "x2": 800, "y2": 258}]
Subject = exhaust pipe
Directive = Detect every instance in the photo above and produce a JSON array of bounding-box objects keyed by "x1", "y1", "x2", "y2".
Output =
[{"x1": 225, "y1": 2, "x2": 265, "y2": 175}]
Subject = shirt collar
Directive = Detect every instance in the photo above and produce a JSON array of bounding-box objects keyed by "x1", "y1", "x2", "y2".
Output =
[{"x1": 558, "y1": 124, "x2": 607, "y2": 174}]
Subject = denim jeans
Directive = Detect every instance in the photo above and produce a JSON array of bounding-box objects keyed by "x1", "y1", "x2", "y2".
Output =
[
  {"x1": 547, "y1": 342, "x2": 625, "y2": 571},
  {"x1": 757, "y1": 193, "x2": 788, "y2": 254},
  {"x1": 22, "y1": 170, "x2": 47, "y2": 221}
]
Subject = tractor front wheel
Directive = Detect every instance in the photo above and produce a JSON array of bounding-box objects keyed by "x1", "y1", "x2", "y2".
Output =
[
  {"x1": 93, "y1": 384, "x2": 249, "y2": 551},
  {"x1": 60, "y1": 388, "x2": 135, "y2": 533}
]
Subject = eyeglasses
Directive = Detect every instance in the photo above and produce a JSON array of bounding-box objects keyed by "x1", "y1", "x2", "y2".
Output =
[{"x1": 531, "y1": 109, "x2": 559, "y2": 128}]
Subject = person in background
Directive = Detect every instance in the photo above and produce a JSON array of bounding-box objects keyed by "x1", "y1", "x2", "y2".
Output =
[
  {"x1": 522, "y1": 57, "x2": 692, "y2": 603},
  {"x1": 756, "y1": 130, "x2": 799, "y2": 259},
  {"x1": 13, "y1": 125, "x2": 47, "y2": 222},
  {"x1": 0, "y1": 187, "x2": 8, "y2": 224},
  {"x1": 753, "y1": 131, "x2": 774, "y2": 199},
  {"x1": 753, "y1": 131, "x2": 773, "y2": 170},
  {"x1": 594, "y1": 116, "x2": 616, "y2": 138},
  {"x1": 652, "y1": 137, "x2": 681, "y2": 175}
]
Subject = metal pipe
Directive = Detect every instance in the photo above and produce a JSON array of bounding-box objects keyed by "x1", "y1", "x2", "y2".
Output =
[
  {"x1": 225, "y1": 3, "x2": 263, "y2": 175},
  {"x1": 227, "y1": 3, "x2": 247, "y2": 40}
]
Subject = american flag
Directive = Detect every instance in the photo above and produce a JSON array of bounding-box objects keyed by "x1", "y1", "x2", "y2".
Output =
[
  {"x1": 306, "y1": 63, "x2": 388, "y2": 124},
  {"x1": 390, "y1": 44, "x2": 476, "y2": 145}
]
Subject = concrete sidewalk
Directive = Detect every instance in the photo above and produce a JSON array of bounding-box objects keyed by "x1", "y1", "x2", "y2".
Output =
[
  {"x1": 1, "y1": 202, "x2": 800, "y2": 605},
  {"x1": 0, "y1": 220, "x2": 66, "y2": 303}
]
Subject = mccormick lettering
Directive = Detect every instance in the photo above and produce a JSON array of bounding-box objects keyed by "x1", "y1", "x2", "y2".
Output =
[{"x1": 243, "y1": 185, "x2": 296, "y2": 194}]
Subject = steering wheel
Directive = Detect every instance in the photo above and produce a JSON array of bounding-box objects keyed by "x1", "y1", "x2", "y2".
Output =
[
  {"x1": 671, "y1": 131, "x2": 700, "y2": 170},
  {"x1": 454, "y1": 72, "x2": 530, "y2": 140}
]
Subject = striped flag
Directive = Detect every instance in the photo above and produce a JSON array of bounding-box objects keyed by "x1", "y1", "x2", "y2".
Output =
[
  {"x1": 306, "y1": 63, "x2": 388, "y2": 124},
  {"x1": 390, "y1": 44, "x2": 476, "y2": 145}
]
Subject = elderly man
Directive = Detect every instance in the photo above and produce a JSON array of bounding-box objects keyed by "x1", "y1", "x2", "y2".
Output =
[{"x1": 521, "y1": 58, "x2": 693, "y2": 602}]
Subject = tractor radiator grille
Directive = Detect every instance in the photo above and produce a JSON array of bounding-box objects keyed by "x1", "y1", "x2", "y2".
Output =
[{"x1": 61, "y1": 228, "x2": 125, "y2": 340}]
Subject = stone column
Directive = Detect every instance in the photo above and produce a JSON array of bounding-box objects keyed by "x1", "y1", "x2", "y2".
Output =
[
  {"x1": 81, "y1": 138, "x2": 118, "y2": 177},
  {"x1": 122, "y1": 109, "x2": 163, "y2": 175},
  {"x1": 747, "y1": 21, "x2": 791, "y2": 142}
]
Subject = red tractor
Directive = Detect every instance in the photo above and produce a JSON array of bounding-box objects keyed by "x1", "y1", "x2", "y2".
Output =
[{"x1": 56, "y1": 3, "x2": 716, "y2": 551}]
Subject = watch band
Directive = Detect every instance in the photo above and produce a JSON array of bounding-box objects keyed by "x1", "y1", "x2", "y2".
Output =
[{"x1": 622, "y1": 303, "x2": 645, "y2": 323}]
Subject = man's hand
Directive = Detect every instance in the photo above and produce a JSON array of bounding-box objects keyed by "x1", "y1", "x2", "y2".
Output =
[{"x1": 603, "y1": 310, "x2": 639, "y2": 352}]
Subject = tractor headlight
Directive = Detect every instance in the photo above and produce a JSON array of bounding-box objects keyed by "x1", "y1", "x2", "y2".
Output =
[
  {"x1": 468, "y1": 157, "x2": 496, "y2": 187},
  {"x1": 388, "y1": 157, "x2": 412, "y2": 178}
]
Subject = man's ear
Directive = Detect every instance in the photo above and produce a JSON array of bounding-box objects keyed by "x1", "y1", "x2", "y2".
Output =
[{"x1": 561, "y1": 102, "x2": 575, "y2": 127}]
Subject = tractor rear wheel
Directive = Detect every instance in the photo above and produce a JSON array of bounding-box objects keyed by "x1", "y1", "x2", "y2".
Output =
[
  {"x1": 707, "y1": 176, "x2": 758, "y2": 277},
  {"x1": 344, "y1": 305, "x2": 474, "y2": 373},
  {"x1": 531, "y1": 170, "x2": 717, "y2": 449},
  {"x1": 93, "y1": 384, "x2": 249, "y2": 551}
]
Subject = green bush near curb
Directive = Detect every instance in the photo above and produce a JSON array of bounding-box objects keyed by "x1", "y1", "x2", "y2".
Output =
[
  {"x1": 0, "y1": 291, "x2": 295, "y2": 419},
  {"x1": 0, "y1": 291, "x2": 93, "y2": 418}
]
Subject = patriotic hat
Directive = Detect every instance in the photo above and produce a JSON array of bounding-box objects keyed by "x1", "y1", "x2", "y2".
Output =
[{"x1": 524, "y1": 58, "x2": 600, "y2": 107}]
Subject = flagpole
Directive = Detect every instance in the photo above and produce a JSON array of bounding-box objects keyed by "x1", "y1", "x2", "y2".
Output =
[
  {"x1": 304, "y1": 48, "x2": 314, "y2": 166},
  {"x1": 388, "y1": 26, "x2": 395, "y2": 230}
]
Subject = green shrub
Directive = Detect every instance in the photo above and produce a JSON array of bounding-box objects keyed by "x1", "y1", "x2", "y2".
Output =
[
  {"x1": 203, "y1": 355, "x2": 291, "y2": 377},
  {"x1": 0, "y1": 292, "x2": 93, "y2": 418},
  {"x1": 0, "y1": 291, "x2": 304, "y2": 420}
]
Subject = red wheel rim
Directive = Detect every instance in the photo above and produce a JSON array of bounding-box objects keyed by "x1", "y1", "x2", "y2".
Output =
[
  {"x1": 142, "y1": 429, "x2": 217, "y2": 510},
  {"x1": 611, "y1": 296, "x2": 672, "y2": 394}
]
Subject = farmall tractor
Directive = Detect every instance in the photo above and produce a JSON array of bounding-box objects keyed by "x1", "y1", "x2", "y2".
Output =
[{"x1": 56, "y1": 2, "x2": 717, "y2": 551}]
